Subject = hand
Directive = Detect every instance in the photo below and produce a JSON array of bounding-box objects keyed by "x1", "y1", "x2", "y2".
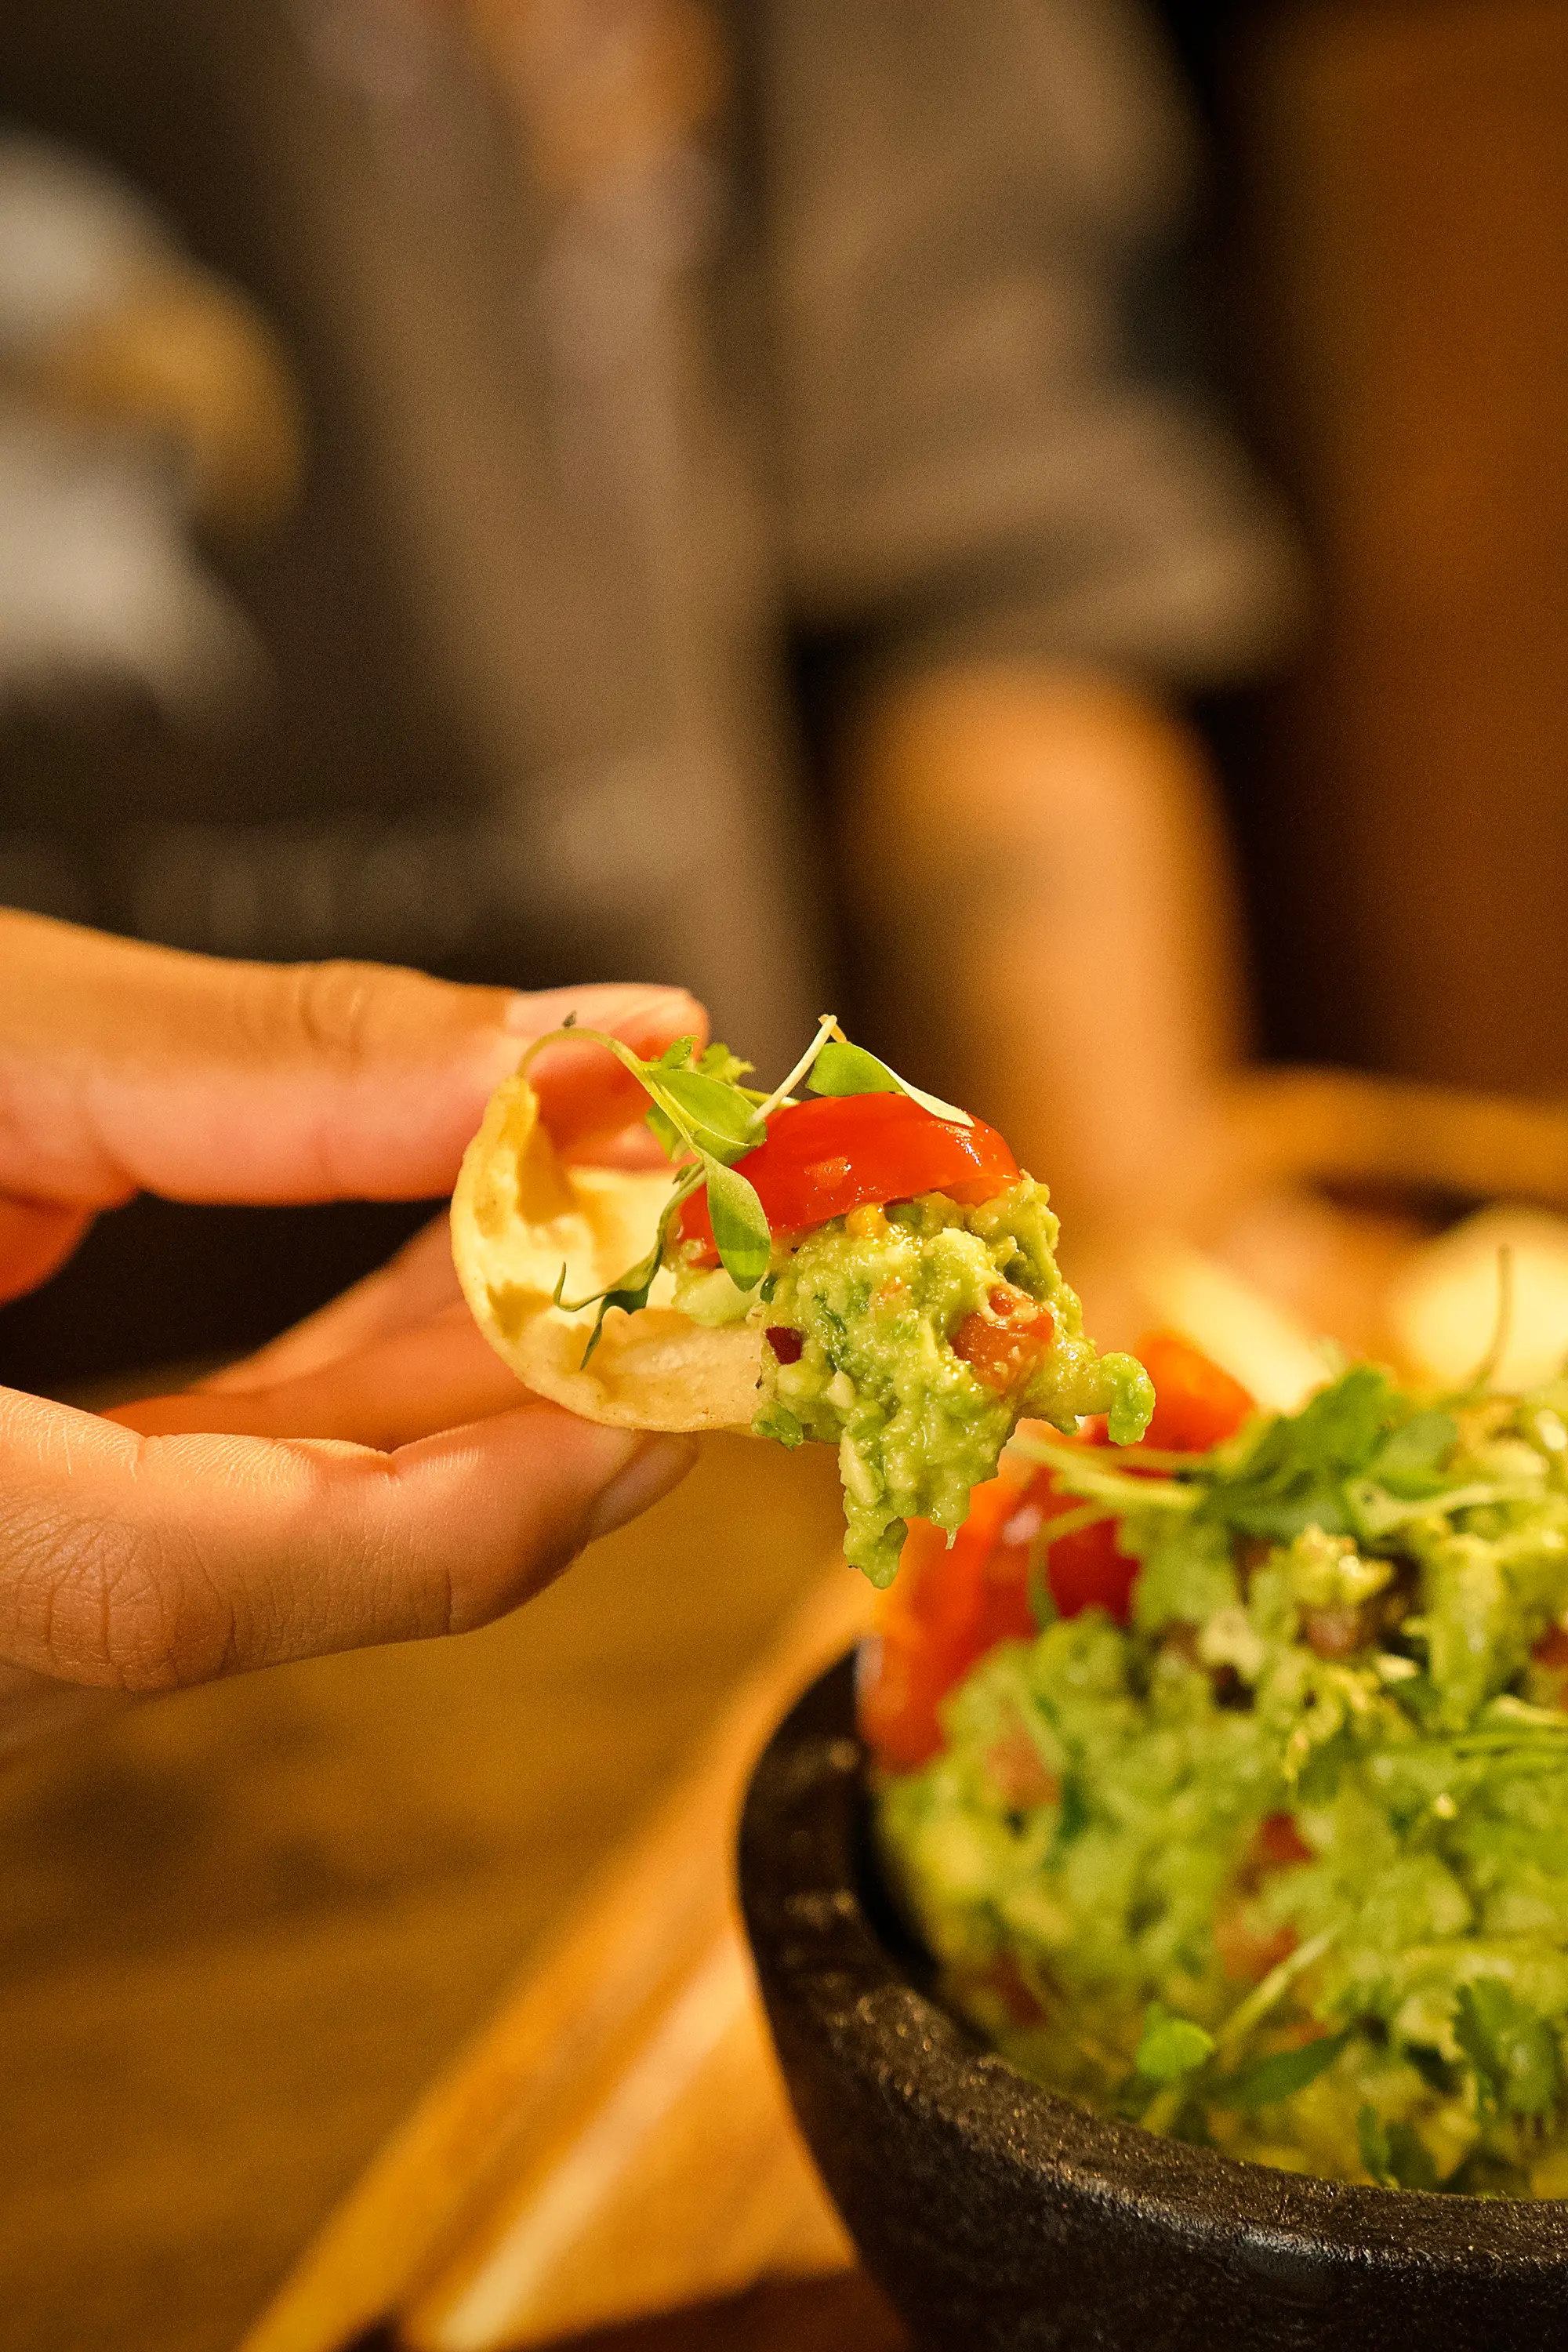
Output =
[{"x1": 0, "y1": 915, "x2": 702, "y2": 1724}]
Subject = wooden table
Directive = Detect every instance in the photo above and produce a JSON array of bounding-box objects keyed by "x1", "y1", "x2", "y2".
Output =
[{"x1": 0, "y1": 1433, "x2": 859, "y2": 2352}]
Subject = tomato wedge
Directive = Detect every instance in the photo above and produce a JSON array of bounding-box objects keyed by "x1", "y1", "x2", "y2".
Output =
[
  {"x1": 1137, "y1": 1330, "x2": 1256, "y2": 1453},
  {"x1": 857, "y1": 1471, "x2": 1037, "y2": 1773},
  {"x1": 859, "y1": 1334, "x2": 1256, "y2": 1770},
  {"x1": 677, "y1": 1091, "x2": 1018, "y2": 1261}
]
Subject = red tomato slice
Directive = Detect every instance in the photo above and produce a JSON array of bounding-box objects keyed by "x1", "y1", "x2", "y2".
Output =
[
  {"x1": 858, "y1": 1335, "x2": 1254, "y2": 1772},
  {"x1": 858, "y1": 1470, "x2": 1039, "y2": 1773},
  {"x1": 1038, "y1": 1501, "x2": 1142, "y2": 1623},
  {"x1": 677, "y1": 1091, "x2": 1018, "y2": 1261},
  {"x1": 1138, "y1": 1330, "x2": 1254, "y2": 1452}
]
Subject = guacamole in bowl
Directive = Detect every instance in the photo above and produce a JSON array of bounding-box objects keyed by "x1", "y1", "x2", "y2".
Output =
[{"x1": 874, "y1": 1355, "x2": 1568, "y2": 2197}]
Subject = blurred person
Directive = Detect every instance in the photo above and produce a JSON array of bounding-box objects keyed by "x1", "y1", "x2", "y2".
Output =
[
  {"x1": 0, "y1": 130, "x2": 301, "y2": 724},
  {"x1": 0, "y1": 911, "x2": 701, "y2": 1751},
  {"x1": 0, "y1": 0, "x2": 1300, "y2": 1379}
]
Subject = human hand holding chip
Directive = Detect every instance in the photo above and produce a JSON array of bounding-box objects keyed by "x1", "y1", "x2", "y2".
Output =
[{"x1": 0, "y1": 913, "x2": 700, "y2": 1715}]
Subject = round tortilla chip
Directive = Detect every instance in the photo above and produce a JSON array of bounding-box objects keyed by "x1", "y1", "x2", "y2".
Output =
[{"x1": 451, "y1": 1073, "x2": 763, "y2": 1431}]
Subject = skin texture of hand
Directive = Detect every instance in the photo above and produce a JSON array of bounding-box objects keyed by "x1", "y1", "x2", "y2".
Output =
[{"x1": 0, "y1": 914, "x2": 702, "y2": 1709}]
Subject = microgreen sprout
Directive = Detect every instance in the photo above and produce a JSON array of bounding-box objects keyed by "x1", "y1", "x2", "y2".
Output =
[
  {"x1": 517, "y1": 1014, "x2": 977, "y2": 1362},
  {"x1": 752, "y1": 1011, "x2": 842, "y2": 1123}
]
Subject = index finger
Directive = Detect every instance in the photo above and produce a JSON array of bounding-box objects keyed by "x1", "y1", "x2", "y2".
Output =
[{"x1": 0, "y1": 914, "x2": 704, "y2": 1212}]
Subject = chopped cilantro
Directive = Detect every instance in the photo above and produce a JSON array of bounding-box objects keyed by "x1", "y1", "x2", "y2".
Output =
[{"x1": 877, "y1": 1360, "x2": 1568, "y2": 2196}]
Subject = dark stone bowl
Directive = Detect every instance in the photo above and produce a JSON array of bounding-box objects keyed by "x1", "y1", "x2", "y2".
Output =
[{"x1": 737, "y1": 1653, "x2": 1568, "y2": 2351}]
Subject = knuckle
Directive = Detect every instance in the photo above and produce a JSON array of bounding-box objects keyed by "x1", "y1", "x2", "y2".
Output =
[{"x1": 274, "y1": 960, "x2": 390, "y2": 1069}]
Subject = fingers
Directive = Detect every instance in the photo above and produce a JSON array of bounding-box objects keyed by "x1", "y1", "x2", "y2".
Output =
[
  {"x1": 111, "y1": 1301, "x2": 524, "y2": 1452},
  {"x1": 0, "y1": 912, "x2": 704, "y2": 1213},
  {"x1": 0, "y1": 1385, "x2": 697, "y2": 1690}
]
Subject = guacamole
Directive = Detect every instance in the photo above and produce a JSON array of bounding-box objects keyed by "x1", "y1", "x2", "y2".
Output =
[
  {"x1": 677, "y1": 1177, "x2": 1151, "y2": 1584},
  {"x1": 877, "y1": 1365, "x2": 1568, "y2": 2194}
]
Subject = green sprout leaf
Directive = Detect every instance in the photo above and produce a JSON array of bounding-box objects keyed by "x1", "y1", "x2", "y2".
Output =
[
  {"x1": 652, "y1": 1069, "x2": 764, "y2": 1160},
  {"x1": 702, "y1": 1155, "x2": 771, "y2": 1291},
  {"x1": 1454, "y1": 1980, "x2": 1563, "y2": 2120},
  {"x1": 554, "y1": 1167, "x2": 704, "y2": 1363},
  {"x1": 518, "y1": 1016, "x2": 986, "y2": 1363},
  {"x1": 640, "y1": 1040, "x2": 764, "y2": 1162},
  {"x1": 809, "y1": 1039, "x2": 971, "y2": 1126},
  {"x1": 1134, "y1": 2004, "x2": 1215, "y2": 2085}
]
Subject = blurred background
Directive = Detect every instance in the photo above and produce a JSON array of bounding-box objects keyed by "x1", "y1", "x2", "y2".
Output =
[
  {"x1": 3, "y1": 0, "x2": 1566, "y2": 1399},
  {"x1": 4, "y1": 2, "x2": 1568, "y2": 2347}
]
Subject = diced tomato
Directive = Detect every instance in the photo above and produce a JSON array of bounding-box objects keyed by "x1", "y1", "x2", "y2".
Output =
[
  {"x1": 951, "y1": 1287, "x2": 1054, "y2": 1393},
  {"x1": 1211, "y1": 1817, "x2": 1312, "y2": 1981},
  {"x1": 1303, "y1": 1606, "x2": 1363, "y2": 1660},
  {"x1": 765, "y1": 1327, "x2": 804, "y2": 1363},
  {"x1": 858, "y1": 1471, "x2": 1036, "y2": 1771},
  {"x1": 1040, "y1": 1509, "x2": 1141, "y2": 1624},
  {"x1": 1534, "y1": 1624, "x2": 1568, "y2": 1672},
  {"x1": 1250, "y1": 1811, "x2": 1314, "y2": 1872},
  {"x1": 1214, "y1": 1902, "x2": 1298, "y2": 1986},
  {"x1": 677, "y1": 1091, "x2": 1018, "y2": 1261},
  {"x1": 980, "y1": 1952, "x2": 1047, "y2": 2027},
  {"x1": 1530, "y1": 1622, "x2": 1568, "y2": 1707},
  {"x1": 1138, "y1": 1330, "x2": 1255, "y2": 1452},
  {"x1": 858, "y1": 1334, "x2": 1254, "y2": 1773}
]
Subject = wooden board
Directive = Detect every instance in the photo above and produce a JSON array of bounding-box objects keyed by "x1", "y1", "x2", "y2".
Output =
[{"x1": 241, "y1": 1573, "x2": 880, "y2": 2352}]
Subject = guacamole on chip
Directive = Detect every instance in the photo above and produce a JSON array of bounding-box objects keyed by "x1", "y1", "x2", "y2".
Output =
[{"x1": 452, "y1": 1015, "x2": 1149, "y2": 1581}]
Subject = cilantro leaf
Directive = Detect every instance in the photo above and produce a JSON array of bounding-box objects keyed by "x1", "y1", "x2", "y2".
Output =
[
  {"x1": 1370, "y1": 1410, "x2": 1459, "y2": 1495},
  {"x1": 1357, "y1": 2105, "x2": 1438, "y2": 2190},
  {"x1": 1134, "y1": 2004, "x2": 1215, "y2": 2085},
  {"x1": 753, "y1": 1399, "x2": 805, "y2": 1448},
  {"x1": 1200, "y1": 1364, "x2": 1398, "y2": 1542},
  {"x1": 1454, "y1": 1980, "x2": 1563, "y2": 2119},
  {"x1": 1210, "y1": 2031, "x2": 1348, "y2": 2111},
  {"x1": 809, "y1": 1039, "x2": 971, "y2": 1126},
  {"x1": 1301, "y1": 1363, "x2": 1397, "y2": 1470}
]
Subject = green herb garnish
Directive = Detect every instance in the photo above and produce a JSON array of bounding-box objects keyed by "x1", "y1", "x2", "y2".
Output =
[{"x1": 521, "y1": 1014, "x2": 974, "y2": 1361}]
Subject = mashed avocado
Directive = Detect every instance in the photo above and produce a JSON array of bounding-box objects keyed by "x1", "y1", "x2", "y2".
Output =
[
  {"x1": 673, "y1": 1177, "x2": 1150, "y2": 1585},
  {"x1": 877, "y1": 1364, "x2": 1568, "y2": 2194}
]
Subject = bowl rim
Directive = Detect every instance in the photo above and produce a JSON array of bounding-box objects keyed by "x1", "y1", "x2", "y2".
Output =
[{"x1": 738, "y1": 1648, "x2": 1568, "y2": 2278}]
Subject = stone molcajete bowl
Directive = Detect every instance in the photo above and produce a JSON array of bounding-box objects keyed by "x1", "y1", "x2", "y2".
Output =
[{"x1": 738, "y1": 1655, "x2": 1568, "y2": 2352}]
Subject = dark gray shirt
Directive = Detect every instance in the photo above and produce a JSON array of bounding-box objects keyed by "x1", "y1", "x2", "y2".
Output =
[{"x1": 2, "y1": 0, "x2": 1299, "y2": 1073}]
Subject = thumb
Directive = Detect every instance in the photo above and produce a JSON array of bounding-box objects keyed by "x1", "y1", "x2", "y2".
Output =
[
  {"x1": 0, "y1": 913, "x2": 704, "y2": 1213},
  {"x1": 0, "y1": 1385, "x2": 697, "y2": 1690}
]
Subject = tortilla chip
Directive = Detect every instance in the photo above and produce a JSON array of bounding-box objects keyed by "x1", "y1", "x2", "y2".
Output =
[{"x1": 451, "y1": 1073, "x2": 763, "y2": 1430}]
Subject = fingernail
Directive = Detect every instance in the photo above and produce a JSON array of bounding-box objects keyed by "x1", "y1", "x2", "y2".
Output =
[
  {"x1": 501, "y1": 985, "x2": 694, "y2": 1036},
  {"x1": 583, "y1": 1436, "x2": 699, "y2": 1546}
]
